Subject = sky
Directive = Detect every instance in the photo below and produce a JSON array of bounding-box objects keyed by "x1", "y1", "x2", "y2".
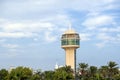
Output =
[{"x1": 0, "y1": 0, "x2": 120, "y2": 70}]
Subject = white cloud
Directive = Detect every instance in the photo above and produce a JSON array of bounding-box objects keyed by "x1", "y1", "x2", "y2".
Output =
[
  {"x1": 82, "y1": 15, "x2": 114, "y2": 30},
  {"x1": 33, "y1": 38, "x2": 39, "y2": 41},
  {"x1": 0, "y1": 32, "x2": 37, "y2": 38},
  {"x1": 1, "y1": 0, "x2": 61, "y2": 16},
  {"x1": 58, "y1": 0, "x2": 115, "y2": 12},
  {"x1": 3, "y1": 22, "x2": 54, "y2": 32},
  {"x1": 95, "y1": 41, "x2": 107, "y2": 48},
  {"x1": 0, "y1": 13, "x2": 70, "y2": 31},
  {"x1": 97, "y1": 33, "x2": 114, "y2": 41},
  {"x1": 80, "y1": 33, "x2": 92, "y2": 41},
  {"x1": 1, "y1": 0, "x2": 117, "y2": 17},
  {"x1": 117, "y1": 34, "x2": 120, "y2": 38},
  {"x1": 2, "y1": 44, "x2": 19, "y2": 49},
  {"x1": 112, "y1": 34, "x2": 120, "y2": 44},
  {"x1": 0, "y1": 0, "x2": 119, "y2": 45},
  {"x1": 0, "y1": 53, "x2": 19, "y2": 58},
  {"x1": 0, "y1": 39, "x2": 6, "y2": 43},
  {"x1": 0, "y1": 13, "x2": 70, "y2": 42},
  {"x1": 44, "y1": 32, "x2": 57, "y2": 42},
  {"x1": 95, "y1": 33, "x2": 120, "y2": 48},
  {"x1": 99, "y1": 27, "x2": 120, "y2": 32},
  {"x1": 117, "y1": 34, "x2": 120, "y2": 41},
  {"x1": 0, "y1": 18, "x2": 7, "y2": 23}
]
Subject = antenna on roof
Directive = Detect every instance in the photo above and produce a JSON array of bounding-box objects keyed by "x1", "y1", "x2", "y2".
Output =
[{"x1": 68, "y1": 22, "x2": 72, "y2": 30}]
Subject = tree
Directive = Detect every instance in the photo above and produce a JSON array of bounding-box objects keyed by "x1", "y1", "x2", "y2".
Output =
[
  {"x1": 54, "y1": 66, "x2": 74, "y2": 80},
  {"x1": 113, "y1": 74, "x2": 120, "y2": 80},
  {"x1": 0, "y1": 69, "x2": 8, "y2": 80},
  {"x1": 78, "y1": 63, "x2": 88, "y2": 79},
  {"x1": 99, "y1": 66, "x2": 109, "y2": 79},
  {"x1": 21, "y1": 67, "x2": 33, "y2": 80},
  {"x1": 0, "y1": 61, "x2": 120, "y2": 80},
  {"x1": 108, "y1": 61, "x2": 119, "y2": 80},
  {"x1": 99, "y1": 61, "x2": 119, "y2": 80},
  {"x1": 31, "y1": 74, "x2": 42, "y2": 80},
  {"x1": 43, "y1": 70, "x2": 55, "y2": 80},
  {"x1": 7, "y1": 66, "x2": 33, "y2": 80},
  {"x1": 89, "y1": 66, "x2": 98, "y2": 80},
  {"x1": 31, "y1": 69, "x2": 44, "y2": 80}
]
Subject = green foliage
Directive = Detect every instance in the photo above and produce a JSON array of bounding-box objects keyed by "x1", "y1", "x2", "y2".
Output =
[
  {"x1": 7, "y1": 66, "x2": 33, "y2": 80},
  {"x1": 0, "y1": 69, "x2": 8, "y2": 80},
  {"x1": 31, "y1": 74, "x2": 41, "y2": 80},
  {"x1": 77, "y1": 63, "x2": 89, "y2": 79},
  {"x1": 43, "y1": 71, "x2": 55, "y2": 80},
  {"x1": 77, "y1": 61, "x2": 120, "y2": 80},
  {"x1": 0, "y1": 61, "x2": 120, "y2": 80},
  {"x1": 31, "y1": 69, "x2": 43, "y2": 80},
  {"x1": 89, "y1": 66, "x2": 97, "y2": 76},
  {"x1": 54, "y1": 66, "x2": 74, "y2": 80}
]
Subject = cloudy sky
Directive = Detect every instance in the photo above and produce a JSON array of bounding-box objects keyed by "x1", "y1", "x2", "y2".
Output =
[{"x1": 0, "y1": 0, "x2": 120, "y2": 70}]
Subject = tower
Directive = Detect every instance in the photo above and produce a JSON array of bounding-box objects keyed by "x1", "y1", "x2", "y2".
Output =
[{"x1": 61, "y1": 26, "x2": 80, "y2": 71}]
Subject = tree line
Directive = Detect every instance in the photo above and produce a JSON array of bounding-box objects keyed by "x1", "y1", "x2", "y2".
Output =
[{"x1": 0, "y1": 61, "x2": 120, "y2": 80}]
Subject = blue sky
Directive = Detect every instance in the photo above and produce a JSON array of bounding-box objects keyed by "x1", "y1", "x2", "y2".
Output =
[{"x1": 0, "y1": 0, "x2": 120, "y2": 70}]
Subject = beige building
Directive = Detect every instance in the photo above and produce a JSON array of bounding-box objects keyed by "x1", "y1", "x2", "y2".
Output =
[{"x1": 61, "y1": 28, "x2": 80, "y2": 71}]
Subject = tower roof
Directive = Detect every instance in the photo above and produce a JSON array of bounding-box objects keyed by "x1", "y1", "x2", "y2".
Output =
[{"x1": 64, "y1": 29, "x2": 77, "y2": 34}]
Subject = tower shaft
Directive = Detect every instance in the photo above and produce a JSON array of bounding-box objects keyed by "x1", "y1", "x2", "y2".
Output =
[{"x1": 65, "y1": 48, "x2": 76, "y2": 70}]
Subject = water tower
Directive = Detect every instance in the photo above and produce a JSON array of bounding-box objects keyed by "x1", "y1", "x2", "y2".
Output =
[{"x1": 61, "y1": 26, "x2": 80, "y2": 71}]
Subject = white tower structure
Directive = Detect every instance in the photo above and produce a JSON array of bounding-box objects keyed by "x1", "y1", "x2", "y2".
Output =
[{"x1": 61, "y1": 25, "x2": 80, "y2": 71}]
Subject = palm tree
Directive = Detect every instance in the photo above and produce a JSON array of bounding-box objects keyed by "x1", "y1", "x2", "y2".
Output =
[
  {"x1": 108, "y1": 61, "x2": 119, "y2": 79},
  {"x1": 99, "y1": 65, "x2": 109, "y2": 79},
  {"x1": 89, "y1": 66, "x2": 97, "y2": 77},
  {"x1": 54, "y1": 66, "x2": 74, "y2": 80},
  {"x1": 99, "y1": 61, "x2": 119, "y2": 80},
  {"x1": 78, "y1": 63, "x2": 88, "y2": 79}
]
